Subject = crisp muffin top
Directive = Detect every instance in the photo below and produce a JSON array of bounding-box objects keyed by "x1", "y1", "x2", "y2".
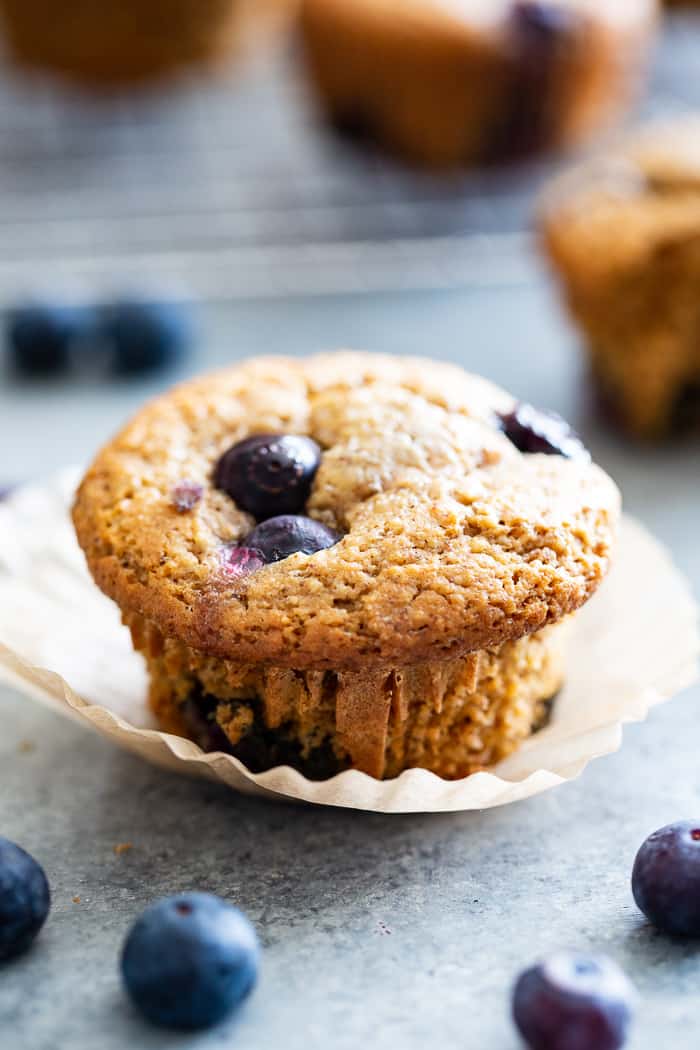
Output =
[{"x1": 73, "y1": 352, "x2": 620, "y2": 670}]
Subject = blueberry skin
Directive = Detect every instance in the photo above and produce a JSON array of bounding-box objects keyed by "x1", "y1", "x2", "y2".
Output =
[
  {"x1": 244, "y1": 515, "x2": 341, "y2": 564},
  {"x1": 0, "y1": 838, "x2": 51, "y2": 961},
  {"x1": 6, "y1": 303, "x2": 89, "y2": 377},
  {"x1": 215, "y1": 434, "x2": 321, "y2": 520},
  {"x1": 632, "y1": 821, "x2": 700, "y2": 937},
  {"x1": 512, "y1": 952, "x2": 637, "y2": 1050},
  {"x1": 497, "y1": 403, "x2": 590, "y2": 461},
  {"x1": 121, "y1": 892, "x2": 260, "y2": 1030},
  {"x1": 511, "y1": 2, "x2": 579, "y2": 46},
  {"x1": 221, "y1": 545, "x2": 266, "y2": 578},
  {"x1": 104, "y1": 300, "x2": 193, "y2": 376}
]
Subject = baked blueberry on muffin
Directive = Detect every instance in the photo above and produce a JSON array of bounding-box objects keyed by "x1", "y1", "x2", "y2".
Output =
[
  {"x1": 0, "y1": 0, "x2": 295, "y2": 85},
  {"x1": 299, "y1": 0, "x2": 657, "y2": 168},
  {"x1": 541, "y1": 120, "x2": 700, "y2": 439},
  {"x1": 73, "y1": 354, "x2": 619, "y2": 779}
]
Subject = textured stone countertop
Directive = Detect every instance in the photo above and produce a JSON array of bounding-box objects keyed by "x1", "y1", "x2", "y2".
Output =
[{"x1": 1, "y1": 282, "x2": 698, "y2": 1050}]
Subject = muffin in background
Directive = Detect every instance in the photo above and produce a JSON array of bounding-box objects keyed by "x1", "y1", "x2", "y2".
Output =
[
  {"x1": 0, "y1": 0, "x2": 297, "y2": 86},
  {"x1": 72, "y1": 353, "x2": 620, "y2": 781},
  {"x1": 541, "y1": 119, "x2": 700, "y2": 439},
  {"x1": 299, "y1": 0, "x2": 658, "y2": 168}
]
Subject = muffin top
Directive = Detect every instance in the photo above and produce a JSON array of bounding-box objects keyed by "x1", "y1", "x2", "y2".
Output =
[
  {"x1": 73, "y1": 352, "x2": 620, "y2": 670},
  {"x1": 541, "y1": 118, "x2": 700, "y2": 283}
]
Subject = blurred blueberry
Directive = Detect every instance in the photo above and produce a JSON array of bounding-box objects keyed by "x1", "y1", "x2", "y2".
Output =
[
  {"x1": 0, "y1": 838, "x2": 51, "y2": 961},
  {"x1": 512, "y1": 951, "x2": 637, "y2": 1050},
  {"x1": 121, "y1": 892, "x2": 259, "y2": 1029},
  {"x1": 6, "y1": 303, "x2": 91, "y2": 377},
  {"x1": 104, "y1": 299, "x2": 193, "y2": 376}
]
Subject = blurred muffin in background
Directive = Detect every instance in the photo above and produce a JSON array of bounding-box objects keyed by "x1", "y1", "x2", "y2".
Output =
[
  {"x1": 540, "y1": 119, "x2": 700, "y2": 439},
  {"x1": 299, "y1": 0, "x2": 658, "y2": 168},
  {"x1": 0, "y1": 0, "x2": 297, "y2": 86}
]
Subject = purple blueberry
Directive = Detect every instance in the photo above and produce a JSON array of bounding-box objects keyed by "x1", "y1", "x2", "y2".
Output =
[
  {"x1": 171, "y1": 480, "x2": 203, "y2": 513},
  {"x1": 632, "y1": 821, "x2": 700, "y2": 937},
  {"x1": 497, "y1": 403, "x2": 589, "y2": 460},
  {"x1": 6, "y1": 303, "x2": 90, "y2": 377},
  {"x1": 215, "y1": 434, "x2": 321, "y2": 520},
  {"x1": 243, "y1": 515, "x2": 340, "y2": 564},
  {"x1": 512, "y1": 952, "x2": 637, "y2": 1050},
  {"x1": 0, "y1": 838, "x2": 51, "y2": 961},
  {"x1": 121, "y1": 892, "x2": 260, "y2": 1030},
  {"x1": 104, "y1": 299, "x2": 193, "y2": 376},
  {"x1": 511, "y1": 2, "x2": 579, "y2": 46},
  {"x1": 220, "y1": 545, "x2": 266, "y2": 578}
]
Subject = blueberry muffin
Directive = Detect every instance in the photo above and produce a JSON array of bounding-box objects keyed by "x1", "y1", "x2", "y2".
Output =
[
  {"x1": 298, "y1": 0, "x2": 657, "y2": 168},
  {"x1": 541, "y1": 120, "x2": 700, "y2": 439},
  {"x1": 0, "y1": 0, "x2": 295, "y2": 85},
  {"x1": 73, "y1": 353, "x2": 619, "y2": 780}
]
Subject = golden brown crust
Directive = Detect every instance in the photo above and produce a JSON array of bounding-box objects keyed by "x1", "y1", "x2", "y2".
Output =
[
  {"x1": 541, "y1": 119, "x2": 700, "y2": 437},
  {"x1": 73, "y1": 352, "x2": 620, "y2": 671},
  {"x1": 0, "y1": 0, "x2": 296, "y2": 84},
  {"x1": 299, "y1": 0, "x2": 657, "y2": 167}
]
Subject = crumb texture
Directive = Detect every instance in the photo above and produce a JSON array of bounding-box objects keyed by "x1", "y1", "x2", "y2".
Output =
[
  {"x1": 131, "y1": 611, "x2": 568, "y2": 779},
  {"x1": 73, "y1": 352, "x2": 620, "y2": 670}
]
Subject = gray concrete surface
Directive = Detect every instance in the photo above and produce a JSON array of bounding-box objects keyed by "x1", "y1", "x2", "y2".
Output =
[{"x1": 1, "y1": 272, "x2": 699, "y2": 1050}]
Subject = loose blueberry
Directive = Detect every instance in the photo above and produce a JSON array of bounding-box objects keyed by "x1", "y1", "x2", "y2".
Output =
[
  {"x1": 171, "y1": 480, "x2": 203, "y2": 513},
  {"x1": 497, "y1": 403, "x2": 589, "y2": 460},
  {"x1": 0, "y1": 485, "x2": 14, "y2": 501},
  {"x1": 0, "y1": 837, "x2": 51, "y2": 961},
  {"x1": 632, "y1": 821, "x2": 700, "y2": 937},
  {"x1": 121, "y1": 892, "x2": 260, "y2": 1030},
  {"x1": 215, "y1": 434, "x2": 321, "y2": 520},
  {"x1": 244, "y1": 515, "x2": 340, "y2": 564},
  {"x1": 512, "y1": 951, "x2": 637, "y2": 1050},
  {"x1": 6, "y1": 303, "x2": 89, "y2": 377},
  {"x1": 221, "y1": 545, "x2": 266, "y2": 578},
  {"x1": 104, "y1": 299, "x2": 193, "y2": 376}
]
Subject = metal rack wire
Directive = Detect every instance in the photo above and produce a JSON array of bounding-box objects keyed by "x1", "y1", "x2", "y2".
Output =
[{"x1": 0, "y1": 16, "x2": 696, "y2": 303}]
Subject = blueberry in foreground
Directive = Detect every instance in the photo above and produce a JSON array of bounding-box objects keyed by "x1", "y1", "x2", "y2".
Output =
[
  {"x1": 244, "y1": 514, "x2": 341, "y2": 564},
  {"x1": 512, "y1": 951, "x2": 637, "y2": 1050},
  {"x1": 121, "y1": 892, "x2": 260, "y2": 1029},
  {"x1": 215, "y1": 434, "x2": 321, "y2": 519},
  {"x1": 104, "y1": 299, "x2": 193, "y2": 376},
  {"x1": 6, "y1": 302, "x2": 89, "y2": 377},
  {"x1": 632, "y1": 820, "x2": 700, "y2": 937},
  {"x1": 498, "y1": 403, "x2": 589, "y2": 460},
  {"x1": 0, "y1": 838, "x2": 51, "y2": 961}
]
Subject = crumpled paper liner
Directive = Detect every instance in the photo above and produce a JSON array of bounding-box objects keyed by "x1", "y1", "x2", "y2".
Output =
[{"x1": 0, "y1": 468, "x2": 697, "y2": 813}]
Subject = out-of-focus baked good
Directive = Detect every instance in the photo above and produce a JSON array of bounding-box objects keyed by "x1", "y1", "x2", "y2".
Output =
[{"x1": 299, "y1": 0, "x2": 657, "y2": 167}]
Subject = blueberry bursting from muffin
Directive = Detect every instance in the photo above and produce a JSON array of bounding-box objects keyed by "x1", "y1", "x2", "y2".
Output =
[
  {"x1": 73, "y1": 353, "x2": 616, "y2": 781},
  {"x1": 168, "y1": 403, "x2": 587, "y2": 775},
  {"x1": 202, "y1": 407, "x2": 587, "y2": 575},
  {"x1": 213, "y1": 434, "x2": 341, "y2": 568}
]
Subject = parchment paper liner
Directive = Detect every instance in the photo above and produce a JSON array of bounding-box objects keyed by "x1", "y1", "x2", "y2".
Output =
[{"x1": 0, "y1": 469, "x2": 696, "y2": 813}]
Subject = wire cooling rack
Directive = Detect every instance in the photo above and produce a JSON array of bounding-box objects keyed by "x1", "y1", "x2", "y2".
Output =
[{"x1": 0, "y1": 14, "x2": 697, "y2": 304}]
